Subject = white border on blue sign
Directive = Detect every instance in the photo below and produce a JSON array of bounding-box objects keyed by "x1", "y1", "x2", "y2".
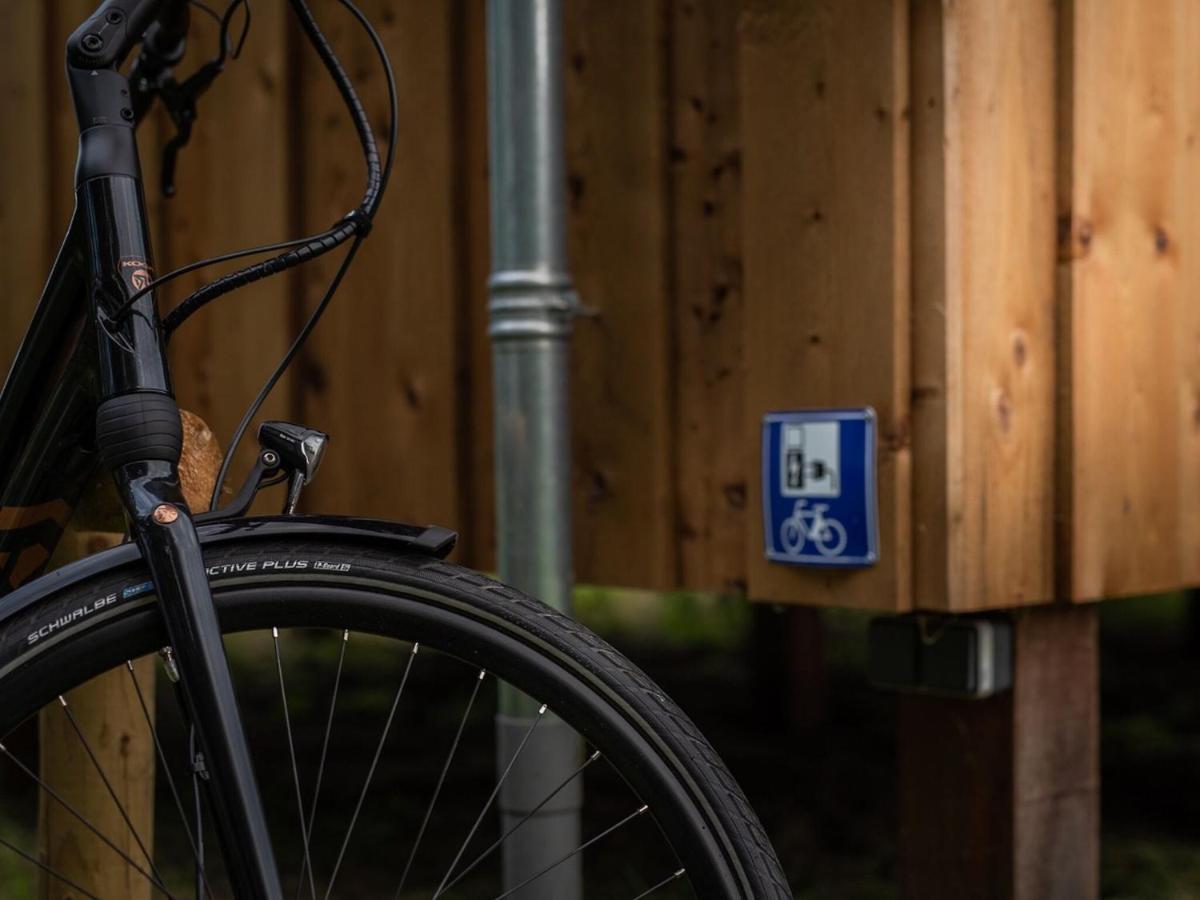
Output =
[{"x1": 761, "y1": 408, "x2": 880, "y2": 567}]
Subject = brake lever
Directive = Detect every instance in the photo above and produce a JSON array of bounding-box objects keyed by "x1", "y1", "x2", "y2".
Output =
[
  {"x1": 157, "y1": 59, "x2": 223, "y2": 197},
  {"x1": 160, "y1": 117, "x2": 192, "y2": 197}
]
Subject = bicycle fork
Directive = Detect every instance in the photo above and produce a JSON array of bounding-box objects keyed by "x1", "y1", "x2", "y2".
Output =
[{"x1": 116, "y1": 457, "x2": 284, "y2": 900}]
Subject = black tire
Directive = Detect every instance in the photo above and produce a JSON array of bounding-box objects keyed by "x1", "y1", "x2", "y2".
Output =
[{"x1": 0, "y1": 538, "x2": 790, "y2": 899}]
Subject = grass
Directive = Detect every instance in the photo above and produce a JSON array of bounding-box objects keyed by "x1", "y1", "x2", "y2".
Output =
[{"x1": 0, "y1": 809, "x2": 35, "y2": 899}]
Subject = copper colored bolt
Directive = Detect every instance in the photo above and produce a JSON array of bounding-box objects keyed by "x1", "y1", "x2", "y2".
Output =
[{"x1": 152, "y1": 504, "x2": 179, "y2": 525}]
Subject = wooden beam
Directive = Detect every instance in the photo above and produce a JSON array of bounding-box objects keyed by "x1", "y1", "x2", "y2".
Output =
[
  {"x1": 911, "y1": 0, "x2": 1057, "y2": 612},
  {"x1": 898, "y1": 605, "x2": 1099, "y2": 900},
  {"x1": 297, "y1": 0, "x2": 464, "y2": 531},
  {"x1": 1058, "y1": 0, "x2": 1200, "y2": 601},
  {"x1": 37, "y1": 412, "x2": 222, "y2": 898},
  {"x1": 459, "y1": 0, "x2": 494, "y2": 572},
  {"x1": 564, "y1": 0, "x2": 677, "y2": 590},
  {"x1": 671, "y1": 0, "x2": 747, "y2": 594},
  {"x1": 37, "y1": 630, "x2": 159, "y2": 900},
  {"x1": 740, "y1": 0, "x2": 911, "y2": 609}
]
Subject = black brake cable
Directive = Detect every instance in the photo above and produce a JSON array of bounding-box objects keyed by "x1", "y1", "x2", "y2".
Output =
[
  {"x1": 160, "y1": 0, "x2": 394, "y2": 338},
  {"x1": 110, "y1": 232, "x2": 332, "y2": 321},
  {"x1": 208, "y1": 0, "x2": 399, "y2": 507},
  {"x1": 209, "y1": 237, "x2": 365, "y2": 508},
  {"x1": 219, "y1": 0, "x2": 252, "y2": 61},
  {"x1": 107, "y1": 0, "x2": 264, "y2": 323},
  {"x1": 188, "y1": 0, "x2": 223, "y2": 28}
]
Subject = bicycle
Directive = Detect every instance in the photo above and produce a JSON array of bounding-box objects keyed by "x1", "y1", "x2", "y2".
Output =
[
  {"x1": 779, "y1": 501, "x2": 847, "y2": 559},
  {"x1": 0, "y1": 1, "x2": 788, "y2": 898}
]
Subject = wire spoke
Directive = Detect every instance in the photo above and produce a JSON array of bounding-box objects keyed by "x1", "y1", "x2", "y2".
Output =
[
  {"x1": 57, "y1": 694, "x2": 169, "y2": 892},
  {"x1": 0, "y1": 831, "x2": 103, "y2": 900},
  {"x1": 295, "y1": 629, "x2": 350, "y2": 900},
  {"x1": 273, "y1": 628, "x2": 319, "y2": 900},
  {"x1": 630, "y1": 868, "x2": 688, "y2": 899},
  {"x1": 0, "y1": 740, "x2": 171, "y2": 896},
  {"x1": 190, "y1": 726, "x2": 207, "y2": 900},
  {"x1": 322, "y1": 642, "x2": 419, "y2": 900},
  {"x1": 392, "y1": 669, "x2": 488, "y2": 898},
  {"x1": 488, "y1": 804, "x2": 651, "y2": 900},
  {"x1": 438, "y1": 749, "x2": 602, "y2": 896},
  {"x1": 431, "y1": 705, "x2": 547, "y2": 899},
  {"x1": 126, "y1": 661, "x2": 217, "y2": 900}
]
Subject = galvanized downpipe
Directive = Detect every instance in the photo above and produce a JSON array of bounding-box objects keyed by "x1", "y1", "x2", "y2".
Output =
[{"x1": 488, "y1": 1, "x2": 583, "y2": 898}]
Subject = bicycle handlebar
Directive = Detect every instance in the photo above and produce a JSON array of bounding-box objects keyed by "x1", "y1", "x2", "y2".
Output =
[
  {"x1": 68, "y1": 0, "x2": 173, "y2": 70},
  {"x1": 73, "y1": 0, "x2": 393, "y2": 337},
  {"x1": 128, "y1": 1, "x2": 191, "y2": 120}
]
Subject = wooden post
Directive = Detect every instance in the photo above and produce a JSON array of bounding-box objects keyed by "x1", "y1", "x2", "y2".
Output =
[
  {"x1": 785, "y1": 608, "x2": 825, "y2": 731},
  {"x1": 749, "y1": 605, "x2": 827, "y2": 733},
  {"x1": 898, "y1": 605, "x2": 1099, "y2": 900},
  {"x1": 37, "y1": 412, "x2": 221, "y2": 898}
]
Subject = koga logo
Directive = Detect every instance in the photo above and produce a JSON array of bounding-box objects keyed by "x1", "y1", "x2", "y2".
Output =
[
  {"x1": 26, "y1": 593, "x2": 120, "y2": 646},
  {"x1": 120, "y1": 258, "x2": 153, "y2": 292}
]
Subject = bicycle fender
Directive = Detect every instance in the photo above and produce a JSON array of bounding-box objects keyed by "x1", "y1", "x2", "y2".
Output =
[{"x1": 0, "y1": 515, "x2": 458, "y2": 630}]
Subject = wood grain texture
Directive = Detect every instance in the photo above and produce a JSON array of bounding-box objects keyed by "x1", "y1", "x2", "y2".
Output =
[
  {"x1": 672, "y1": 0, "x2": 747, "y2": 593},
  {"x1": 47, "y1": 2, "x2": 94, "y2": 234},
  {"x1": 5, "y1": 0, "x2": 1199, "y2": 611},
  {"x1": 911, "y1": 0, "x2": 1057, "y2": 611},
  {"x1": 37, "y1": 653, "x2": 158, "y2": 900},
  {"x1": 898, "y1": 606, "x2": 1099, "y2": 900},
  {"x1": 461, "y1": 0, "x2": 495, "y2": 572},
  {"x1": 898, "y1": 683, "x2": 1014, "y2": 897},
  {"x1": 0, "y1": 2, "x2": 51, "y2": 372},
  {"x1": 161, "y1": 4, "x2": 296, "y2": 513},
  {"x1": 38, "y1": 531, "x2": 149, "y2": 899},
  {"x1": 35, "y1": 415, "x2": 219, "y2": 898},
  {"x1": 297, "y1": 0, "x2": 464, "y2": 531},
  {"x1": 1060, "y1": 0, "x2": 1200, "y2": 601},
  {"x1": 564, "y1": 0, "x2": 676, "y2": 589},
  {"x1": 1010, "y1": 606, "x2": 1099, "y2": 898},
  {"x1": 740, "y1": 0, "x2": 911, "y2": 609}
]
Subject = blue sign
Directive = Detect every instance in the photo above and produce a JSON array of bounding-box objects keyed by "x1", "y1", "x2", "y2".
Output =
[{"x1": 762, "y1": 409, "x2": 879, "y2": 567}]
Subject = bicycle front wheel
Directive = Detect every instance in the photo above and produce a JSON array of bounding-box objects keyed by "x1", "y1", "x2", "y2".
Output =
[{"x1": 0, "y1": 537, "x2": 788, "y2": 899}]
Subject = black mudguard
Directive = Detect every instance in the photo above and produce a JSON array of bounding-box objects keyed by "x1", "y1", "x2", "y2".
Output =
[{"x1": 0, "y1": 515, "x2": 457, "y2": 632}]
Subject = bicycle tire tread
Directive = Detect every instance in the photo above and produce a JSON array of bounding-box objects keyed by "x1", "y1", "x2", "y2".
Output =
[{"x1": 0, "y1": 538, "x2": 791, "y2": 899}]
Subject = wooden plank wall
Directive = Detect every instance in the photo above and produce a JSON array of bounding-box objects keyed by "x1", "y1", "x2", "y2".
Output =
[
  {"x1": 740, "y1": 0, "x2": 912, "y2": 611},
  {"x1": 297, "y1": 1, "x2": 465, "y2": 533},
  {"x1": 0, "y1": 2, "x2": 51, "y2": 372},
  {"x1": 3, "y1": 1, "x2": 1200, "y2": 611},
  {"x1": 672, "y1": 0, "x2": 748, "y2": 594},
  {"x1": 1060, "y1": 0, "x2": 1200, "y2": 602},
  {"x1": 162, "y1": 4, "x2": 294, "y2": 510},
  {"x1": 911, "y1": 0, "x2": 1058, "y2": 612},
  {"x1": 563, "y1": 0, "x2": 676, "y2": 589}
]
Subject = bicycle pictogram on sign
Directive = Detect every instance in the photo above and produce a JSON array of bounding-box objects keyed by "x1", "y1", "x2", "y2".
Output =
[{"x1": 762, "y1": 410, "x2": 879, "y2": 568}]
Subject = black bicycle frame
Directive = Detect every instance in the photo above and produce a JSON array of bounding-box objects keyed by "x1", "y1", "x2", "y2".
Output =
[{"x1": 0, "y1": 1, "x2": 284, "y2": 896}]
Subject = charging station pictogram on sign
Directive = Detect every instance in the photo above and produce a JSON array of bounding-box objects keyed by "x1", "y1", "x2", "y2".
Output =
[{"x1": 762, "y1": 409, "x2": 879, "y2": 567}]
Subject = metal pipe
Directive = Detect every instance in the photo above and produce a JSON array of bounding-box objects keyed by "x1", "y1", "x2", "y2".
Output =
[{"x1": 487, "y1": 1, "x2": 582, "y2": 897}]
